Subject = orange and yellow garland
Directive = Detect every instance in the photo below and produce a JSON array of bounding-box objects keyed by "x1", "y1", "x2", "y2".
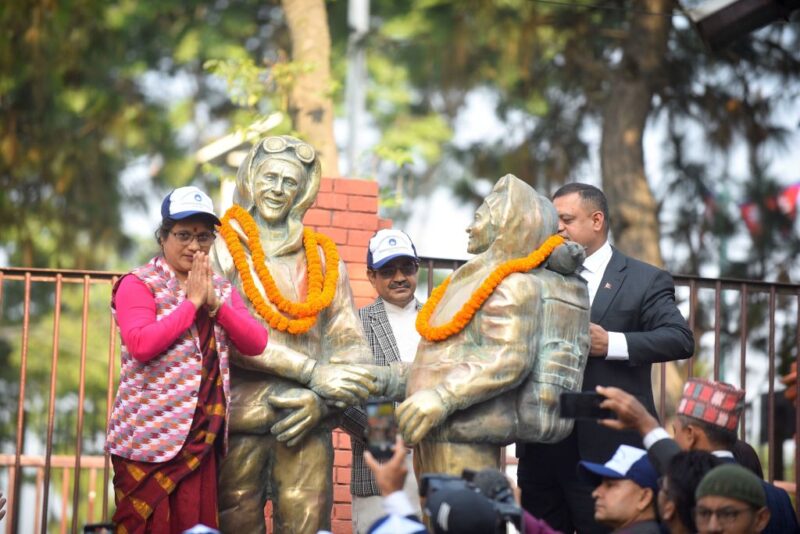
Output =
[
  {"x1": 219, "y1": 205, "x2": 339, "y2": 334},
  {"x1": 416, "y1": 234, "x2": 565, "y2": 342}
]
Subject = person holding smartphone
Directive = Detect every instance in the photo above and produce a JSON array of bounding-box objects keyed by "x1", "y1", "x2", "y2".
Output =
[{"x1": 341, "y1": 229, "x2": 423, "y2": 534}]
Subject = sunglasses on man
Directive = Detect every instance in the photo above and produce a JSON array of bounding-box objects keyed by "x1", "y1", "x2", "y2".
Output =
[{"x1": 371, "y1": 261, "x2": 420, "y2": 278}]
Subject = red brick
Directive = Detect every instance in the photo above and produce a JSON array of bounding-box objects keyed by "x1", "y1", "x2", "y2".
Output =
[
  {"x1": 334, "y1": 484, "x2": 352, "y2": 503},
  {"x1": 264, "y1": 501, "x2": 272, "y2": 528},
  {"x1": 333, "y1": 178, "x2": 379, "y2": 196},
  {"x1": 338, "y1": 245, "x2": 363, "y2": 263},
  {"x1": 331, "y1": 211, "x2": 378, "y2": 231},
  {"x1": 338, "y1": 432, "x2": 352, "y2": 450},
  {"x1": 348, "y1": 229, "x2": 373, "y2": 247},
  {"x1": 332, "y1": 519, "x2": 351, "y2": 534},
  {"x1": 378, "y1": 218, "x2": 393, "y2": 230},
  {"x1": 347, "y1": 263, "x2": 369, "y2": 282},
  {"x1": 348, "y1": 195, "x2": 379, "y2": 213},
  {"x1": 319, "y1": 178, "x2": 334, "y2": 192},
  {"x1": 303, "y1": 208, "x2": 331, "y2": 226},
  {"x1": 334, "y1": 503, "x2": 352, "y2": 520},
  {"x1": 334, "y1": 449, "x2": 351, "y2": 467},
  {"x1": 350, "y1": 280, "x2": 376, "y2": 299},
  {"x1": 314, "y1": 192, "x2": 348, "y2": 210},
  {"x1": 319, "y1": 226, "x2": 347, "y2": 245},
  {"x1": 335, "y1": 467, "x2": 352, "y2": 484}
]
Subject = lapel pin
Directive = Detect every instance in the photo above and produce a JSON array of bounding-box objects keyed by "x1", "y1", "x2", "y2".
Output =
[{"x1": 604, "y1": 282, "x2": 612, "y2": 289}]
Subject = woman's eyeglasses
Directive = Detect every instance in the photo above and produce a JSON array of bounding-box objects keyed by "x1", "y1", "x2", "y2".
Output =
[{"x1": 171, "y1": 231, "x2": 216, "y2": 246}]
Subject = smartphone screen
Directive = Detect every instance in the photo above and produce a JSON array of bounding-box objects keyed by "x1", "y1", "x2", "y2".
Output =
[
  {"x1": 83, "y1": 524, "x2": 115, "y2": 534},
  {"x1": 365, "y1": 399, "x2": 397, "y2": 460},
  {"x1": 559, "y1": 392, "x2": 615, "y2": 419}
]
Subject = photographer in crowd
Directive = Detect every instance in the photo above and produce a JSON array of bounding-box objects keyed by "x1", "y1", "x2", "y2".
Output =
[
  {"x1": 363, "y1": 435, "x2": 559, "y2": 533},
  {"x1": 363, "y1": 436, "x2": 426, "y2": 534}
]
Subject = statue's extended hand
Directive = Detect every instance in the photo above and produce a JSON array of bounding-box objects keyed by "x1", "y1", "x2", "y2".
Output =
[
  {"x1": 307, "y1": 364, "x2": 377, "y2": 405},
  {"x1": 268, "y1": 390, "x2": 326, "y2": 447},
  {"x1": 396, "y1": 389, "x2": 447, "y2": 445}
]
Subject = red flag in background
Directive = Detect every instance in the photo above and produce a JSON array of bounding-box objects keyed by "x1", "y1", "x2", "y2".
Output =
[
  {"x1": 740, "y1": 202, "x2": 762, "y2": 236},
  {"x1": 778, "y1": 182, "x2": 800, "y2": 221}
]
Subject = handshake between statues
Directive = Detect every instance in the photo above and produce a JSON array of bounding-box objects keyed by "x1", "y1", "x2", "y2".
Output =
[{"x1": 210, "y1": 133, "x2": 589, "y2": 533}]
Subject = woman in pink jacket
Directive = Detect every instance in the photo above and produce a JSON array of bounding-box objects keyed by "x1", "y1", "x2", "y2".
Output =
[{"x1": 106, "y1": 186, "x2": 268, "y2": 533}]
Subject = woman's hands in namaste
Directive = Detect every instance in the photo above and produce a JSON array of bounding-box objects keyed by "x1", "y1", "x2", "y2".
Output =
[{"x1": 185, "y1": 252, "x2": 217, "y2": 311}]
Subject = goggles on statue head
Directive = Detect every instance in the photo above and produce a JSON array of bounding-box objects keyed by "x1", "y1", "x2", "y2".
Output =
[{"x1": 261, "y1": 137, "x2": 316, "y2": 165}]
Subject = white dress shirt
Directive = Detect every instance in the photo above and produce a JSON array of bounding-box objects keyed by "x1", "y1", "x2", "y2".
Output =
[
  {"x1": 384, "y1": 299, "x2": 421, "y2": 363},
  {"x1": 582, "y1": 241, "x2": 629, "y2": 361}
]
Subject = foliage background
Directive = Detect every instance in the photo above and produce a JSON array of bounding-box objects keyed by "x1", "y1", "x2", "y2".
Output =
[{"x1": 2, "y1": 0, "x2": 800, "y2": 527}]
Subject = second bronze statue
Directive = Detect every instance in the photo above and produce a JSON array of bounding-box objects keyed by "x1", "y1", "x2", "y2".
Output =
[{"x1": 397, "y1": 174, "x2": 590, "y2": 479}]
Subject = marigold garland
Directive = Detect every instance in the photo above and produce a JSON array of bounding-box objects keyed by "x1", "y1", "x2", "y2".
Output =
[
  {"x1": 416, "y1": 234, "x2": 565, "y2": 342},
  {"x1": 220, "y1": 205, "x2": 340, "y2": 335}
]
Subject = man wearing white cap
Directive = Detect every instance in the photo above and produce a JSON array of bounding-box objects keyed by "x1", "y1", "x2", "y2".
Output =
[
  {"x1": 342, "y1": 228, "x2": 424, "y2": 533},
  {"x1": 578, "y1": 445, "x2": 661, "y2": 533}
]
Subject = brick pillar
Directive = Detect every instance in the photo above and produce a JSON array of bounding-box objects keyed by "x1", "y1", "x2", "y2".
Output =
[{"x1": 301, "y1": 176, "x2": 390, "y2": 534}]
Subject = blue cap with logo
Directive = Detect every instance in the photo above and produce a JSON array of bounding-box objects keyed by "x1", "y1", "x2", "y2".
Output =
[
  {"x1": 578, "y1": 445, "x2": 659, "y2": 493},
  {"x1": 161, "y1": 186, "x2": 221, "y2": 225},
  {"x1": 367, "y1": 229, "x2": 418, "y2": 270}
]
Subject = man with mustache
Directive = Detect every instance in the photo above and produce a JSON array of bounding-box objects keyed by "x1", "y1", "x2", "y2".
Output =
[
  {"x1": 517, "y1": 183, "x2": 694, "y2": 534},
  {"x1": 341, "y1": 229, "x2": 424, "y2": 533}
]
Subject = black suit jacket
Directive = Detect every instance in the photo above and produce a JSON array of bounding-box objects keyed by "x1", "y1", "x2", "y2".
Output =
[{"x1": 577, "y1": 247, "x2": 694, "y2": 462}]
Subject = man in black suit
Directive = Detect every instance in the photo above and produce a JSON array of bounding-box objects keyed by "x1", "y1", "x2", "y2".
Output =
[{"x1": 517, "y1": 183, "x2": 694, "y2": 534}]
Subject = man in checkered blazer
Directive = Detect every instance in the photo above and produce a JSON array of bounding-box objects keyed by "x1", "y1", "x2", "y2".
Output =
[{"x1": 341, "y1": 229, "x2": 423, "y2": 534}]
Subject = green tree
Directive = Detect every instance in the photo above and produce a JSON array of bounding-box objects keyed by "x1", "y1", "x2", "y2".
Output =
[
  {"x1": 0, "y1": 0, "x2": 290, "y2": 269},
  {"x1": 326, "y1": 1, "x2": 800, "y2": 270},
  {"x1": 282, "y1": 0, "x2": 340, "y2": 173}
]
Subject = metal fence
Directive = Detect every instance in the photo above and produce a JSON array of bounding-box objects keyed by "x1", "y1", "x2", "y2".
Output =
[
  {"x1": 0, "y1": 267, "x2": 121, "y2": 533},
  {"x1": 418, "y1": 257, "x2": 800, "y2": 498},
  {"x1": 1, "y1": 262, "x2": 800, "y2": 532}
]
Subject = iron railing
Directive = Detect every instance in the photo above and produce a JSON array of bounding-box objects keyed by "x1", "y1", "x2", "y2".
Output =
[
  {"x1": 0, "y1": 267, "x2": 121, "y2": 534},
  {"x1": 2, "y1": 263, "x2": 800, "y2": 532},
  {"x1": 418, "y1": 257, "x2": 800, "y2": 495}
]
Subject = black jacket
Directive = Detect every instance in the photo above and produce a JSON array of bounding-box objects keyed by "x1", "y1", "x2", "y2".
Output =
[{"x1": 577, "y1": 248, "x2": 694, "y2": 462}]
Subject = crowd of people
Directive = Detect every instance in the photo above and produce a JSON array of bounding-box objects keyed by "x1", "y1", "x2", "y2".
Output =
[
  {"x1": 356, "y1": 378, "x2": 797, "y2": 534},
  {"x1": 352, "y1": 184, "x2": 800, "y2": 534},
  {"x1": 88, "y1": 147, "x2": 798, "y2": 534}
]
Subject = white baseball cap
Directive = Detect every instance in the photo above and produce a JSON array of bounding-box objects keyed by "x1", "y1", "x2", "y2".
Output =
[
  {"x1": 367, "y1": 229, "x2": 418, "y2": 269},
  {"x1": 161, "y1": 186, "x2": 221, "y2": 225},
  {"x1": 578, "y1": 445, "x2": 659, "y2": 492}
]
